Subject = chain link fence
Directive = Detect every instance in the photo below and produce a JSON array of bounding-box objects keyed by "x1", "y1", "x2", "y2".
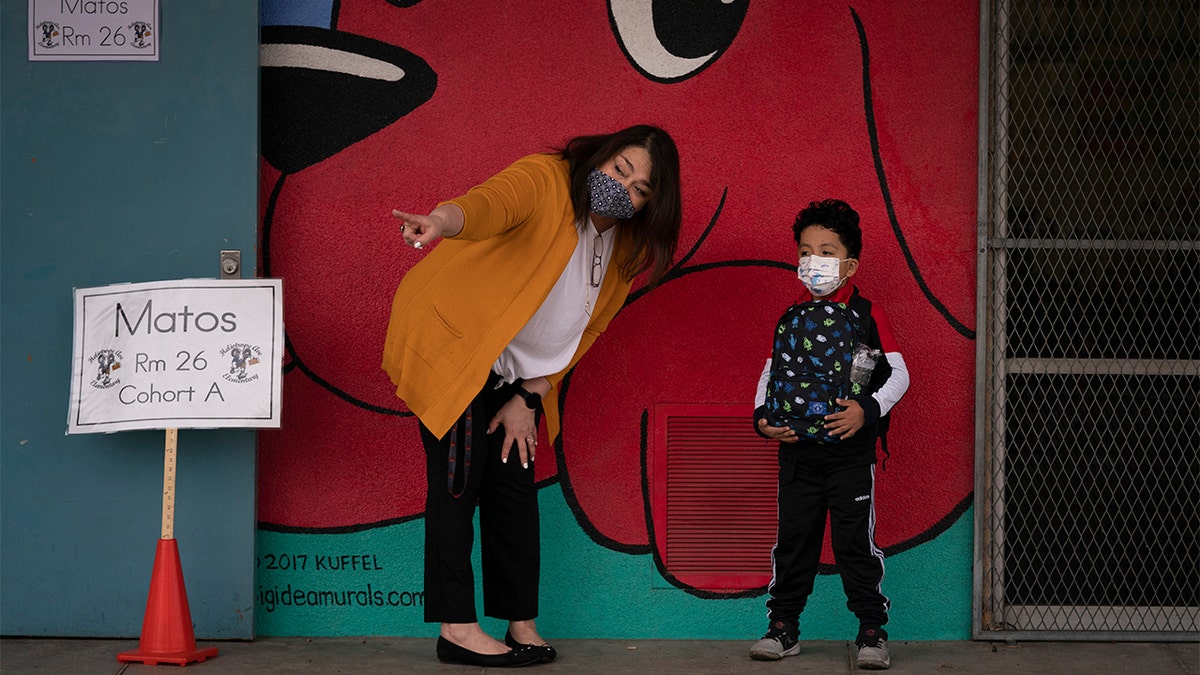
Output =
[{"x1": 976, "y1": 0, "x2": 1199, "y2": 639}]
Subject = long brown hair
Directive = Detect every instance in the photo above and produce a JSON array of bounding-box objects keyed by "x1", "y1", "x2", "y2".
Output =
[{"x1": 558, "y1": 125, "x2": 682, "y2": 287}]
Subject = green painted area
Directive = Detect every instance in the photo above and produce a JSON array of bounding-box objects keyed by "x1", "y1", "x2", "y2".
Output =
[{"x1": 256, "y1": 489, "x2": 972, "y2": 639}]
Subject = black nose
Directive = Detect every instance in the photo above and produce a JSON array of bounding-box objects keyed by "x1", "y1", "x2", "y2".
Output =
[{"x1": 259, "y1": 26, "x2": 437, "y2": 174}]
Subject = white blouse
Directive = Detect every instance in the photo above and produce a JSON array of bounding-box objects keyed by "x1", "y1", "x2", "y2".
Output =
[{"x1": 492, "y1": 218, "x2": 616, "y2": 383}]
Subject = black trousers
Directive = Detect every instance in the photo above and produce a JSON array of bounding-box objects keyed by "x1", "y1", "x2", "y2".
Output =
[
  {"x1": 420, "y1": 372, "x2": 539, "y2": 624},
  {"x1": 766, "y1": 448, "x2": 889, "y2": 633}
]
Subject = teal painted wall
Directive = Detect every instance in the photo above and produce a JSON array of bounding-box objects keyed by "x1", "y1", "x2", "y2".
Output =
[
  {"x1": 1, "y1": 2, "x2": 260, "y2": 637},
  {"x1": 256, "y1": 489, "x2": 973, "y2": 639}
]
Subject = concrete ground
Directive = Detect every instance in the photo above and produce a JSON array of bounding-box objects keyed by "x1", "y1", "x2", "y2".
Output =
[{"x1": 0, "y1": 637, "x2": 1197, "y2": 674}]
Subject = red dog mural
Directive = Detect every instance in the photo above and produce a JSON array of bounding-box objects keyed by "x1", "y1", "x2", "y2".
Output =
[{"x1": 258, "y1": 0, "x2": 977, "y2": 591}]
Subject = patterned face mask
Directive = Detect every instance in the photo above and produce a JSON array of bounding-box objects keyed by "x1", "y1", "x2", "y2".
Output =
[
  {"x1": 797, "y1": 254, "x2": 848, "y2": 296},
  {"x1": 587, "y1": 169, "x2": 636, "y2": 220}
]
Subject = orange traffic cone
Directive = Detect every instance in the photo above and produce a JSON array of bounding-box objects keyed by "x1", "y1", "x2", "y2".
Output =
[{"x1": 117, "y1": 538, "x2": 219, "y2": 666}]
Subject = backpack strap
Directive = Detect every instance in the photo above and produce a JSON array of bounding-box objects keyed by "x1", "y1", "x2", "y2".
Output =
[
  {"x1": 847, "y1": 290, "x2": 892, "y2": 469},
  {"x1": 847, "y1": 292, "x2": 874, "y2": 349}
]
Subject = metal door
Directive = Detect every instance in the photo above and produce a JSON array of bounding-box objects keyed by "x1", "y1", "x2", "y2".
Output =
[
  {"x1": 0, "y1": 1, "x2": 259, "y2": 638},
  {"x1": 976, "y1": 0, "x2": 1199, "y2": 640}
]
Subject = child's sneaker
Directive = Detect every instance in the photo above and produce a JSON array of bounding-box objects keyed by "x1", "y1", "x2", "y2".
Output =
[
  {"x1": 749, "y1": 620, "x2": 800, "y2": 660},
  {"x1": 855, "y1": 627, "x2": 890, "y2": 669}
]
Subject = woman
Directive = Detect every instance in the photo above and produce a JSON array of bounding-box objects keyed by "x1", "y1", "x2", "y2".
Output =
[{"x1": 382, "y1": 125, "x2": 683, "y2": 667}]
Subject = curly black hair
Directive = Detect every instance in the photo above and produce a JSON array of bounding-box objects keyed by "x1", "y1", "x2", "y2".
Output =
[{"x1": 792, "y1": 198, "x2": 863, "y2": 259}]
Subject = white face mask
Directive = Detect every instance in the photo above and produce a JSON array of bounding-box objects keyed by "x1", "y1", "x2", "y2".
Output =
[{"x1": 797, "y1": 254, "x2": 848, "y2": 296}]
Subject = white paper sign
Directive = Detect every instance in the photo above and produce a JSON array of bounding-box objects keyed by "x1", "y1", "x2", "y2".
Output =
[
  {"x1": 68, "y1": 279, "x2": 283, "y2": 434},
  {"x1": 29, "y1": 0, "x2": 159, "y2": 61}
]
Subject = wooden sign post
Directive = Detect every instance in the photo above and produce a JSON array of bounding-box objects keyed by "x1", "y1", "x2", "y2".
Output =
[
  {"x1": 161, "y1": 428, "x2": 177, "y2": 540},
  {"x1": 117, "y1": 428, "x2": 219, "y2": 666}
]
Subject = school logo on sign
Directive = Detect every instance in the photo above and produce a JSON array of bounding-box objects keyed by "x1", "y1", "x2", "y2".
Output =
[
  {"x1": 222, "y1": 343, "x2": 263, "y2": 384},
  {"x1": 130, "y1": 21, "x2": 153, "y2": 49},
  {"x1": 89, "y1": 349, "x2": 123, "y2": 389},
  {"x1": 37, "y1": 21, "x2": 60, "y2": 49}
]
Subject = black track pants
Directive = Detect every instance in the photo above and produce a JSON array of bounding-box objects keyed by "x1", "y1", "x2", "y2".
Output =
[{"x1": 765, "y1": 451, "x2": 889, "y2": 631}]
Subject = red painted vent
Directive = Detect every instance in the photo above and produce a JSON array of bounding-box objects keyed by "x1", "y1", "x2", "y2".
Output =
[{"x1": 650, "y1": 403, "x2": 778, "y2": 591}]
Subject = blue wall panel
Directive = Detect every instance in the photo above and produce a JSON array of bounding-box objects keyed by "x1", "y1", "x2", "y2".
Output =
[{"x1": 1, "y1": 1, "x2": 259, "y2": 637}]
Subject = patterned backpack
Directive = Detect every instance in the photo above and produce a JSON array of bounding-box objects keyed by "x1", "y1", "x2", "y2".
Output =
[{"x1": 764, "y1": 295, "x2": 874, "y2": 444}]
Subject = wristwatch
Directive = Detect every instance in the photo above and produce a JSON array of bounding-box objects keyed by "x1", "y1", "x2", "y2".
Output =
[{"x1": 513, "y1": 386, "x2": 542, "y2": 410}]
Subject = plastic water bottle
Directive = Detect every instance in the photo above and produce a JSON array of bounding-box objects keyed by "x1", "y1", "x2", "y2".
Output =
[{"x1": 850, "y1": 343, "x2": 881, "y2": 387}]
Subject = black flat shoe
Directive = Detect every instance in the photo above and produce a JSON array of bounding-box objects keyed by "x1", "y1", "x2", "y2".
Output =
[
  {"x1": 436, "y1": 636, "x2": 544, "y2": 667},
  {"x1": 505, "y1": 629, "x2": 557, "y2": 663}
]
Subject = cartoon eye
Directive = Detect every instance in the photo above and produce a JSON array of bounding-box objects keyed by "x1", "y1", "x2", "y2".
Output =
[{"x1": 608, "y1": 0, "x2": 747, "y2": 83}]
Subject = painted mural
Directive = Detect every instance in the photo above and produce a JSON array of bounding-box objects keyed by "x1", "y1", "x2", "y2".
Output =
[{"x1": 256, "y1": 0, "x2": 978, "y2": 638}]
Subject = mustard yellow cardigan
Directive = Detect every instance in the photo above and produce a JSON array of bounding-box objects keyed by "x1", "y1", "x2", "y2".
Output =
[{"x1": 381, "y1": 153, "x2": 635, "y2": 440}]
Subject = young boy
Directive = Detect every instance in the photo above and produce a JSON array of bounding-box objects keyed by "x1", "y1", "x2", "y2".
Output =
[{"x1": 749, "y1": 199, "x2": 910, "y2": 670}]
